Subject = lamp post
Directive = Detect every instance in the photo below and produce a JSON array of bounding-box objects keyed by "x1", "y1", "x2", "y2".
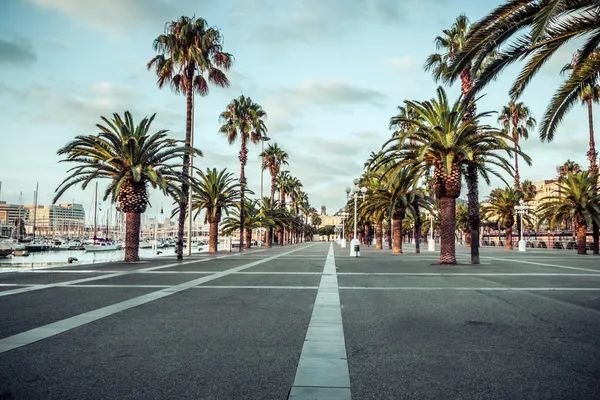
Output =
[
  {"x1": 340, "y1": 211, "x2": 349, "y2": 248},
  {"x1": 426, "y1": 210, "x2": 435, "y2": 252},
  {"x1": 515, "y1": 199, "x2": 529, "y2": 252},
  {"x1": 345, "y1": 178, "x2": 367, "y2": 257}
]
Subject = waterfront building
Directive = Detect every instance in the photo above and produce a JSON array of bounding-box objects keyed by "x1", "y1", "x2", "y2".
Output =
[
  {"x1": 23, "y1": 203, "x2": 86, "y2": 236},
  {"x1": 0, "y1": 201, "x2": 29, "y2": 237}
]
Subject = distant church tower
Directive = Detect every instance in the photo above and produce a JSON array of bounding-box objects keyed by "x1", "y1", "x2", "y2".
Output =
[{"x1": 321, "y1": 206, "x2": 326, "y2": 216}]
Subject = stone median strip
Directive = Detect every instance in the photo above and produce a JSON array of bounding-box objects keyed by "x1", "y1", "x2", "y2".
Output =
[
  {"x1": 0, "y1": 244, "x2": 316, "y2": 354},
  {"x1": 0, "y1": 250, "x2": 266, "y2": 298},
  {"x1": 289, "y1": 243, "x2": 351, "y2": 400}
]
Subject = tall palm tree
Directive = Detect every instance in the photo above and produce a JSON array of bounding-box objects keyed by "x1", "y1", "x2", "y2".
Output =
[
  {"x1": 449, "y1": 0, "x2": 600, "y2": 143},
  {"x1": 277, "y1": 171, "x2": 293, "y2": 245},
  {"x1": 219, "y1": 95, "x2": 267, "y2": 251},
  {"x1": 260, "y1": 143, "x2": 288, "y2": 247},
  {"x1": 190, "y1": 168, "x2": 241, "y2": 253},
  {"x1": 498, "y1": 101, "x2": 537, "y2": 188},
  {"x1": 481, "y1": 187, "x2": 527, "y2": 251},
  {"x1": 53, "y1": 111, "x2": 195, "y2": 262},
  {"x1": 561, "y1": 49, "x2": 600, "y2": 175},
  {"x1": 147, "y1": 16, "x2": 232, "y2": 260},
  {"x1": 424, "y1": 14, "x2": 500, "y2": 264},
  {"x1": 381, "y1": 87, "x2": 517, "y2": 264},
  {"x1": 537, "y1": 171, "x2": 600, "y2": 255}
]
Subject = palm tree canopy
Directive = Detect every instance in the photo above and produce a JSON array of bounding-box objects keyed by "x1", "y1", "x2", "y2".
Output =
[
  {"x1": 424, "y1": 14, "x2": 471, "y2": 83},
  {"x1": 498, "y1": 101, "x2": 537, "y2": 141},
  {"x1": 449, "y1": 0, "x2": 600, "y2": 142},
  {"x1": 218, "y1": 94, "x2": 268, "y2": 145},
  {"x1": 147, "y1": 15, "x2": 233, "y2": 95},
  {"x1": 537, "y1": 170, "x2": 600, "y2": 229},
  {"x1": 381, "y1": 87, "x2": 526, "y2": 179},
  {"x1": 261, "y1": 143, "x2": 289, "y2": 173},
  {"x1": 53, "y1": 111, "x2": 200, "y2": 207},
  {"x1": 191, "y1": 168, "x2": 241, "y2": 223},
  {"x1": 481, "y1": 186, "x2": 528, "y2": 227}
]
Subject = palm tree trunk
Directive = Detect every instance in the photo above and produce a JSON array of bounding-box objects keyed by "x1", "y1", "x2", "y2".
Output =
[
  {"x1": 414, "y1": 208, "x2": 421, "y2": 254},
  {"x1": 466, "y1": 165, "x2": 480, "y2": 263},
  {"x1": 514, "y1": 140, "x2": 520, "y2": 188},
  {"x1": 392, "y1": 217, "x2": 402, "y2": 254},
  {"x1": 245, "y1": 228, "x2": 252, "y2": 249},
  {"x1": 375, "y1": 220, "x2": 383, "y2": 250},
  {"x1": 364, "y1": 223, "x2": 370, "y2": 246},
  {"x1": 239, "y1": 136, "x2": 248, "y2": 252},
  {"x1": 577, "y1": 221, "x2": 587, "y2": 255},
  {"x1": 584, "y1": 98, "x2": 600, "y2": 254},
  {"x1": 386, "y1": 218, "x2": 392, "y2": 249},
  {"x1": 438, "y1": 197, "x2": 457, "y2": 265},
  {"x1": 266, "y1": 227, "x2": 272, "y2": 247},
  {"x1": 176, "y1": 69, "x2": 195, "y2": 261},
  {"x1": 208, "y1": 219, "x2": 219, "y2": 253},
  {"x1": 505, "y1": 227, "x2": 513, "y2": 251},
  {"x1": 125, "y1": 212, "x2": 141, "y2": 262}
]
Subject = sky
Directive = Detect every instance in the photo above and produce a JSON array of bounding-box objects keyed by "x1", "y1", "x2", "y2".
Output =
[{"x1": 0, "y1": 0, "x2": 591, "y2": 218}]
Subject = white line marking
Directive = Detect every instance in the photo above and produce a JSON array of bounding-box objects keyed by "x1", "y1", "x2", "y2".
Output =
[
  {"x1": 482, "y1": 256, "x2": 600, "y2": 273},
  {"x1": 194, "y1": 285, "x2": 319, "y2": 289},
  {"x1": 0, "y1": 244, "x2": 317, "y2": 354},
  {"x1": 289, "y1": 243, "x2": 351, "y2": 399},
  {"x1": 0, "y1": 251, "x2": 260, "y2": 298}
]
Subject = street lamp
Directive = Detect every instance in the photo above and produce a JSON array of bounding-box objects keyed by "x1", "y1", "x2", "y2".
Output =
[
  {"x1": 515, "y1": 199, "x2": 529, "y2": 252},
  {"x1": 340, "y1": 211, "x2": 349, "y2": 248},
  {"x1": 345, "y1": 178, "x2": 367, "y2": 257}
]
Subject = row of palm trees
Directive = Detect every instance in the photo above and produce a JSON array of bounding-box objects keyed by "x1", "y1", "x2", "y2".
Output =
[
  {"x1": 342, "y1": 1, "x2": 600, "y2": 265},
  {"x1": 52, "y1": 16, "x2": 323, "y2": 262}
]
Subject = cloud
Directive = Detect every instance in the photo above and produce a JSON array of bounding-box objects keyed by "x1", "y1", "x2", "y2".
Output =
[
  {"x1": 0, "y1": 37, "x2": 37, "y2": 64},
  {"x1": 268, "y1": 80, "x2": 388, "y2": 115},
  {"x1": 385, "y1": 55, "x2": 415, "y2": 69},
  {"x1": 251, "y1": 0, "x2": 404, "y2": 46},
  {"x1": 26, "y1": 0, "x2": 213, "y2": 36}
]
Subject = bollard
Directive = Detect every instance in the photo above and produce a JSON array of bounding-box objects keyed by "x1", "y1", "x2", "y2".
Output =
[
  {"x1": 67, "y1": 257, "x2": 78, "y2": 264},
  {"x1": 354, "y1": 244, "x2": 360, "y2": 257}
]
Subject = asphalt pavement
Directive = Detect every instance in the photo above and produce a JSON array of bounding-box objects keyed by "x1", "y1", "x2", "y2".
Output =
[{"x1": 0, "y1": 241, "x2": 599, "y2": 399}]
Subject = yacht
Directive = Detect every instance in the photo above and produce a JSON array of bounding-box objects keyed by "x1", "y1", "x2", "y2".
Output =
[{"x1": 84, "y1": 238, "x2": 121, "y2": 252}]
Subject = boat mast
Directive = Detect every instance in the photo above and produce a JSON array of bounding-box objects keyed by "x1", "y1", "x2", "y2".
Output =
[
  {"x1": 17, "y1": 191, "x2": 22, "y2": 240},
  {"x1": 93, "y1": 182, "x2": 98, "y2": 243},
  {"x1": 32, "y1": 183, "x2": 38, "y2": 240}
]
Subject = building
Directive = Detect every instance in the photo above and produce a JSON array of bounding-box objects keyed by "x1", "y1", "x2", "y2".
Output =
[
  {"x1": 0, "y1": 201, "x2": 29, "y2": 237},
  {"x1": 23, "y1": 203, "x2": 86, "y2": 236},
  {"x1": 529, "y1": 179, "x2": 560, "y2": 209}
]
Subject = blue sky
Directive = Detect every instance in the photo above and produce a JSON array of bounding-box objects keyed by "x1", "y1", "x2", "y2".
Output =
[{"x1": 0, "y1": 0, "x2": 587, "y2": 217}]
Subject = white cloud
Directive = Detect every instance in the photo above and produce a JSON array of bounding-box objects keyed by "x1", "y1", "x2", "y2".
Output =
[{"x1": 385, "y1": 55, "x2": 415, "y2": 69}]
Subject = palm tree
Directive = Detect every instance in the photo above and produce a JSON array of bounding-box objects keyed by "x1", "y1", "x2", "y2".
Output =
[
  {"x1": 481, "y1": 187, "x2": 525, "y2": 251},
  {"x1": 53, "y1": 111, "x2": 195, "y2": 262},
  {"x1": 449, "y1": 0, "x2": 599, "y2": 143},
  {"x1": 277, "y1": 171, "x2": 293, "y2": 245},
  {"x1": 190, "y1": 168, "x2": 241, "y2": 253},
  {"x1": 424, "y1": 14, "x2": 501, "y2": 264},
  {"x1": 219, "y1": 95, "x2": 267, "y2": 251},
  {"x1": 260, "y1": 143, "x2": 288, "y2": 247},
  {"x1": 381, "y1": 87, "x2": 517, "y2": 264},
  {"x1": 498, "y1": 102, "x2": 537, "y2": 188},
  {"x1": 147, "y1": 16, "x2": 232, "y2": 260},
  {"x1": 557, "y1": 159, "x2": 582, "y2": 178},
  {"x1": 537, "y1": 171, "x2": 600, "y2": 254},
  {"x1": 561, "y1": 49, "x2": 600, "y2": 175},
  {"x1": 521, "y1": 179, "x2": 537, "y2": 203}
]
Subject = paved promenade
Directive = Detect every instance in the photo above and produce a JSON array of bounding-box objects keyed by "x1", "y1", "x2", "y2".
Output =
[{"x1": 1, "y1": 242, "x2": 600, "y2": 399}]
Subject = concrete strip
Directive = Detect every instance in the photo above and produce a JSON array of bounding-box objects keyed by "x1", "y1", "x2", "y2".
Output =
[
  {"x1": 289, "y1": 243, "x2": 351, "y2": 399},
  {"x1": 0, "y1": 252, "x2": 248, "y2": 298},
  {"x1": 337, "y1": 272, "x2": 600, "y2": 277},
  {"x1": 483, "y1": 256, "x2": 600, "y2": 273},
  {"x1": 194, "y1": 286, "x2": 319, "y2": 290},
  {"x1": 339, "y1": 287, "x2": 600, "y2": 291},
  {"x1": 0, "y1": 244, "x2": 316, "y2": 354}
]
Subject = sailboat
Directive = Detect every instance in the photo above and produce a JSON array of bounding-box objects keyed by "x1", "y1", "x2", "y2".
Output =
[{"x1": 84, "y1": 183, "x2": 121, "y2": 252}]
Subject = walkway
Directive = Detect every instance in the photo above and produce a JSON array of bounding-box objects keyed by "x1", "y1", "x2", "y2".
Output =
[{"x1": 1, "y1": 242, "x2": 600, "y2": 399}]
